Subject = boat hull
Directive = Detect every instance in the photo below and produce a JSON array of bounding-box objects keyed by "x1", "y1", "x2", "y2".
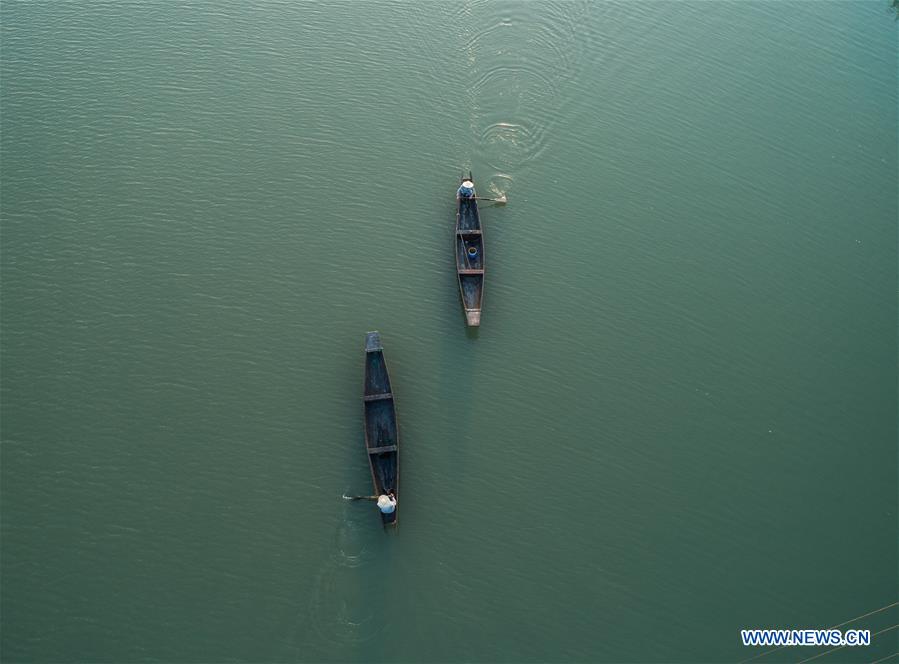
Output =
[
  {"x1": 363, "y1": 331, "x2": 399, "y2": 526},
  {"x1": 455, "y1": 177, "x2": 484, "y2": 327}
]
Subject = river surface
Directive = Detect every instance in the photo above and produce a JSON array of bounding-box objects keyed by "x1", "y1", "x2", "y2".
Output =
[{"x1": 1, "y1": 2, "x2": 896, "y2": 662}]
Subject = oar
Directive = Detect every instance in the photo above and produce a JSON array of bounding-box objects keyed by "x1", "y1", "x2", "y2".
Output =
[
  {"x1": 474, "y1": 195, "x2": 507, "y2": 204},
  {"x1": 343, "y1": 494, "x2": 377, "y2": 501}
]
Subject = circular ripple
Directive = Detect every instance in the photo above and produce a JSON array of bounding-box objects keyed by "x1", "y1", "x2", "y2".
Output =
[
  {"x1": 470, "y1": 62, "x2": 559, "y2": 104},
  {"x1": 331, "y1": 508, "x2": 371, "y2": 568},
  {"x1": 460, "y1": 1, "x2": 596, "y2": 173},
  {"x1": 481, "y1": 172, "x2": 515, "y2": 199},
  {"x1": 307, "y1": 508, "x2": 387, "y2": 646},
  {"x1": 478, "y1": 119, "x2": 549, "y2": 172},
  {"x1": 308, "y1": 562, "x2": 383, "y2": 646}
]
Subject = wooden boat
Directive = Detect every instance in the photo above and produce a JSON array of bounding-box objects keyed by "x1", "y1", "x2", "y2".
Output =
[
  {"x1": 455, "y1": 172, "x2": 484, "y2": 326},
  {"x1": 362, "y1": 331, "x2": 399, "y2": 526}
]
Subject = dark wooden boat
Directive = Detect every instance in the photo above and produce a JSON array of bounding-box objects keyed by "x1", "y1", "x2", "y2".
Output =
[
  {"x1": 455, "y1": 172, "x2": 484, "y2": 326},
  {"x1": 362, "y1": 331, "x2": 399, "y2": 526}
]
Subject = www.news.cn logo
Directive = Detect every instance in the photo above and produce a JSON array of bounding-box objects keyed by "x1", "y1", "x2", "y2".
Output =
[{"x1": 741, "y1": 629, "x2": 871, "y2": 647}]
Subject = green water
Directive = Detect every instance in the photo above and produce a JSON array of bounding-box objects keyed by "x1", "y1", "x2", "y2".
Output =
[{"x1": 1, "y1": 2, "x2": 896, "y2": 662}]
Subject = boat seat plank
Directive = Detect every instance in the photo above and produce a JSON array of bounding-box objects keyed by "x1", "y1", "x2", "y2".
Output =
[
  {"x1": 456, "y1": 229, "x2": 482, "y2": 235},
  {"x1": 368, "y1": 444, "x2": 397, "y2": 455},
  {"x1": 457, "y1": 268, "x2": 484, "y2": 275},
  {"x1": 363, "y1": 392, "x2": 393, "y2": 402}
]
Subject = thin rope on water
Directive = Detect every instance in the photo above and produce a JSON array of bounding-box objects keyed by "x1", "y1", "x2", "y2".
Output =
[
  {"x1": 795, "y1": 624, "x2": 899, "y2": 664},
  {"x1": 738, "y1": 601, "x2": 899, "y2": 663},
  {"x1": 869, "y1": 652, "x2": 899, "y2": 664}
]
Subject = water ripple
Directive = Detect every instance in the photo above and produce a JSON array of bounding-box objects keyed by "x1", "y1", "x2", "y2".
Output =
[
  {"x1": 478, "y1": 120, "x2": 548, "y2": 172},
  {"x1": 308, "y1": 561, "x2": 382, "y2": 646},
  {"x1": 461, "y1": 1, "x2": 593, "y2": 178},
  {"x1": 306, "y1": 507, "x2": 386, "y2": 647}
]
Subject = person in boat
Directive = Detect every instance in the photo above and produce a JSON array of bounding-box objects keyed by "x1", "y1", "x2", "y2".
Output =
[
  {"x1": 458, "y1": 180, "x2": 475, "y2": 199},
  {"x1": 377, "y1": 490, "x2": 397, "y2": 514}
]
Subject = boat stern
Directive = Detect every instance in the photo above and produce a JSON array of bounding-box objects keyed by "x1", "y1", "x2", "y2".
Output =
[
  {"x1": 465, "y1": 310, "x2": 481, "y2": 327},
  {"x1": 381, "y1": 511, "x2": 398, "y2": 527}
]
